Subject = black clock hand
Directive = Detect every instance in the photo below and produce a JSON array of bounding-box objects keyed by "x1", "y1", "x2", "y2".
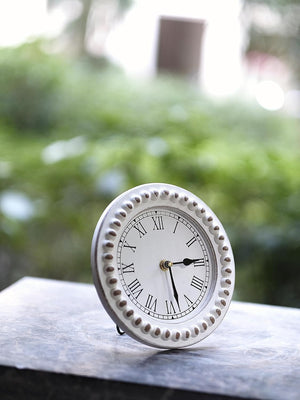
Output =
[
  {"x1": 172, "y1": 258, "x2": 202, "y2": 266},
  {"x1": 168, "y1": 267, "x2": 180, "y2": 308}
]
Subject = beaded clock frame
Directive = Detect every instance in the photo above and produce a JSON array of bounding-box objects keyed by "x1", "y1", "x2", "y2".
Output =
[{"x1": 91, "y1": 183, "x2": 235, "y2": 348}]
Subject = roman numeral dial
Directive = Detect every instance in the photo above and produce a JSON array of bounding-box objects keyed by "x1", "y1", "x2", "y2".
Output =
[{"x1": 117, "y1": 207, "x2": 211, "y2": 320}]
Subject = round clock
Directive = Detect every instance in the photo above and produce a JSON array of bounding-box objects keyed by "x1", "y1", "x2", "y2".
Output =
[{"x1": 91, "y1": 183, "x2": 234, "y2": 349}]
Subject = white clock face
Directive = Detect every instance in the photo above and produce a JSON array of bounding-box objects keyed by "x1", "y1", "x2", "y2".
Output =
[
  {"x1": 117, "y1": 207, "x2": 215, "y2": 322},
  {"x1": 91, "y1": 183, "x2": 234, "y2": 349}
]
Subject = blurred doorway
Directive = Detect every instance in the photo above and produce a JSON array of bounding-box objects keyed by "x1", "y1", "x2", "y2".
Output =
[{"x1": 156, "y1": 17, "x2": 205, "y2": 80}]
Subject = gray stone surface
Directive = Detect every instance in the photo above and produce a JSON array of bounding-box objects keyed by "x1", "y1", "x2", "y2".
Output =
[{"x1": 0, "y1": 277, "x2": 299, "y2": 400}]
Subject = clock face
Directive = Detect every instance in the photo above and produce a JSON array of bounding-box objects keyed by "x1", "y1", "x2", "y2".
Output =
[
  {"x1": 117, "y1": 207, "x2": 215, "y2": 322},
  {"x1": 91, "y1": 183, "x2": 234, "y2": 349}
]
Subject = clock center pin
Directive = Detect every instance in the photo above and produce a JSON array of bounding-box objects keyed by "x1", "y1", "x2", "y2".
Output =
[{"x1": 159, "y1": 260, "x2": 173, "y2": 271}]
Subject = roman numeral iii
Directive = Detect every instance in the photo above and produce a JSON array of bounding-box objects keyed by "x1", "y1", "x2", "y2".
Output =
[{"x1": 194, "y1": 258, "x2": 205, "y2": 267}]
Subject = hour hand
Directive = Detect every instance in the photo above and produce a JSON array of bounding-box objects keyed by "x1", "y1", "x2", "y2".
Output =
[
  {"x1": 172, "y1": 258, "x2": 202, "y2": 266},
  {"x1": 159, "y1": 258, "x2": 201, "y2": 271}
]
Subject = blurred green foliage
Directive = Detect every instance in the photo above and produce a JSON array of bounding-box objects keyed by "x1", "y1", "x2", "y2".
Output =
[
  {"x1": 0, "y1": 42, "x2": 299, "y2": 307},
  {"x1": 0, "y1": 44, "x2": 66, "y2": 131}
]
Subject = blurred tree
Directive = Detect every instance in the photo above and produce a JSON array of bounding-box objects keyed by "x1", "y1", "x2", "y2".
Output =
[
  {"x1": 47, "y1": 0, "x2": 132, "y2": 58},
  {"x1": 244, "y1": 0, "x2": 300, "y2": 85},
  {"x1": 0, "y1": 42, "x2": 66, "y2": 132}
]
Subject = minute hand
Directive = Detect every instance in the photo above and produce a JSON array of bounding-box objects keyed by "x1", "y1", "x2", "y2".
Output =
[
  {"x1": 172, "y1": 258, "x2": 202, "y2": 266},
  {"x1": 168, "y1": 267, "x2": 180, "y2": 308}
]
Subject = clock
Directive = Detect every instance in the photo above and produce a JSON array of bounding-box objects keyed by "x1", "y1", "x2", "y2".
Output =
[{"x1": 91, "y1": 183, "x2": 234, "y2": 349}]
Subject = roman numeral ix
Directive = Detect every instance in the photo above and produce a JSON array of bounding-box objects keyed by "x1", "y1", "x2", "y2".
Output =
[{"x1": 121, "y1": 262, "x2": 134, "y2": 274}]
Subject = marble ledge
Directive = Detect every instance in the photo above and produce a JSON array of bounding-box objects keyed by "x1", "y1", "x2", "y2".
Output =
[{"x1": 0, "y1": 277, "x2": 299, "y2": 400}]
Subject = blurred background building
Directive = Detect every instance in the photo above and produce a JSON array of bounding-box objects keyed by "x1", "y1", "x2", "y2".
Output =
[{"x1": 1, "y1": 0, "x2": 299, "y2": 110}]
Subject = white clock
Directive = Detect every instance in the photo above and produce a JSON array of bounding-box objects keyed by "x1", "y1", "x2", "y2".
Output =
[{"x1": 91, "y1": 183, "x2": 235, "y2": 348}]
